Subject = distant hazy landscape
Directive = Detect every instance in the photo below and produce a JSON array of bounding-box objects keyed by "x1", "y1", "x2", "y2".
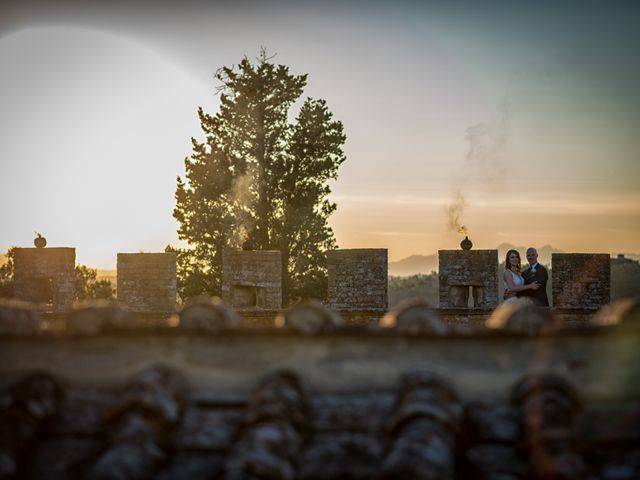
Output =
[
  {"x1": 97, "y1": 269, "x2": 117, "y2": 287},
  {"x1": 388, "y1": 244, "x2": 640, "y2": 276}
]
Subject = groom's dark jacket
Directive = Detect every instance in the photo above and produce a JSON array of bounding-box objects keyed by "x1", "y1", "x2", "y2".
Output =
[{"x1": 518, "y1": 263, "x2": 550, "y2": 306}]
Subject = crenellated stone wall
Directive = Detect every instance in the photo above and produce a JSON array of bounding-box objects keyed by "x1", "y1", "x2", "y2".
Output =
[
  {"x1": 327, "y1": 249, "x2": 388, "y2": 311},
  {"x1": 221, "y1": 250, "x2": 282, "y2": 310},
  {"x1": 552, "y1": 253, "x2": 610, "y2": 309},
  {"x1": 12, "y1": 247, "x2": 76, "y2": 312},
  {"x1": 117, "y1": 253, "x2": 176, "y2": 313},
  {"x1": 439, "y1": 250, "x2": 499, "y2": 309}
]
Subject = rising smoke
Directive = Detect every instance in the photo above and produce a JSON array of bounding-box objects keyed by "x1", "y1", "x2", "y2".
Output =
[
  {"x1": 447, "y1": 101, "x2": 512, "y2": 237},
  {"x1": 229, "y1": 167, "x2": 258, "y2": 247},
  {"x1": 447, "y1": 189, "x2": 467, "y2": 235}
]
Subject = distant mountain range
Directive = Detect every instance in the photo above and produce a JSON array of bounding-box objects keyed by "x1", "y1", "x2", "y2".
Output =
[{"x1": 388, "y1": 244, "x2": 640, "y2": 276}]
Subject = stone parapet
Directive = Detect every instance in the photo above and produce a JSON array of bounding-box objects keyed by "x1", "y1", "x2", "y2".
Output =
[
  {"x1": 13, "y1": 247, "x2": 75, "y2": 312},
  {"x1": 327, "y1": 248, "x2": 388, "y2": 311},
  {"x1": 439, "y1": 249, "x2": 499, "y2": 308},
  {"x1": 552, "y1": 253, "x2": 610, "y2": 309},
  {"x1": 221, "y1": 250, "x2": 282, "y2": 310},
  {"x1": 117, "y1": 252, "x2": 177, "y2": 313}
]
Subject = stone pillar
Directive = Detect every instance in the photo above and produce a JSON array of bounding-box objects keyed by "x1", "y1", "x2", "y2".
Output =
[
  {"x1": 327, "y1": 249, "x2": 388, "y2": 311},
  {"x1": 552, "y1": 253, "x2": 610, "y2": 309},
  {"x1": 117, "y1": 253, "x2": 177, "y2": 313},
  {"x1": 222, "y1": 250, "x2": 282, "y2": 310},
  {"x1": 439, "y1": 250, "x2": 498, "y2": 309},
  {"x1": 13, "y1": 247, "x2": 75, "y2": 312}
]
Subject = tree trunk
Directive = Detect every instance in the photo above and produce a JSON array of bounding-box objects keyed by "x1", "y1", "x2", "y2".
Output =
[{"x1": 255, "y1": 104, "x2": 270, "y2": 247}]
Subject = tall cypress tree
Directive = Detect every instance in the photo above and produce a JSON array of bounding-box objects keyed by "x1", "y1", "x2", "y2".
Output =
[{"x1": 171, "y1": 50, "x2": 346, "y2": 303}]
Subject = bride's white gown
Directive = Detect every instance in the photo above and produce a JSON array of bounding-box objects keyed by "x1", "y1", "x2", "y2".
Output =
[{"x1": 504, "y1": 270, "x2": 524, "y2": 304}]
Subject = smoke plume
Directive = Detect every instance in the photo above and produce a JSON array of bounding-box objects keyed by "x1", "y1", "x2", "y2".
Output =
[
  {"x1": 229, "y1": 168, "x2": 257, "y2": 247},
  {"x1": 447, "y1": 101, "x2": 511, "y2": 237},
  {"x1": 447, "y1": 189, "x2": 467, "y2": 235}
]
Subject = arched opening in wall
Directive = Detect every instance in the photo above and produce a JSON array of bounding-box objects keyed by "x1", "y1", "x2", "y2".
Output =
[
  {"x1": 472, "y1": 286, "x2": 484, "y2": 308},
  {"x1": 449, "y1": 284, "x2": 484, "y2": 308},
  {"x1": 232, "y1": 285, "x2": 267, "y2": 308},
  {"x1": 30, "y1": 277, "x2": 54, "y2": 307}
]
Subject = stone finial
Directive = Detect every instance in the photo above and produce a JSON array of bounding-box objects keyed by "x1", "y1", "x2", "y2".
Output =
[
  {"x1": 460, "y1": 236, "x2": 472, "y2": 250},
  {"x1": 34, "y1": 232, "x2": 46, "y2": 248}
]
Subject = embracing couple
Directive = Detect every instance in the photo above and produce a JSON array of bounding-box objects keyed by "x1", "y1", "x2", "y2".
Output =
[{"x1": 503, "y1": 247, "x2": 549, "y2": 306}]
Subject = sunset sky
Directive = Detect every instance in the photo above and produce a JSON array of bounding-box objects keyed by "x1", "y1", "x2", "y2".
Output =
[{"x1": 1, "y1": 1, "x2": 639, "y2": 268}]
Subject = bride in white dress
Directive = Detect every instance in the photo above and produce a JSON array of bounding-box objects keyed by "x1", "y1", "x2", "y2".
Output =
[{"x1": 503, "y1": 249, "x2": 540, "y2": 304}]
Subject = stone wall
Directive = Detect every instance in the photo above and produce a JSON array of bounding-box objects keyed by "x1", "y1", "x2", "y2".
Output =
[
  {"x1": 117, "y1": 253, "x2": 176, "y2": 312},
  {"x1": 552, "y1": 253, "x2": 610, "y2": 309},
  {"x1": 327, "y1": 249, "x2": 388, "y2": 311},
  {"x1": 439, "y1": 250, "x2": 499, "y2": 308},
  {"x1": 221, "y1": 250, "x2": 282, "y2": 310},
  {"x1": 12, "y1": 247, "x2": 75, "y2": 312}
]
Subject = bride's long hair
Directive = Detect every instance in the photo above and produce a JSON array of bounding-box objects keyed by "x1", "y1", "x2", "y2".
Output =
[{"x1": 505, "y1": 249, "x2": 521, "y2": 273}]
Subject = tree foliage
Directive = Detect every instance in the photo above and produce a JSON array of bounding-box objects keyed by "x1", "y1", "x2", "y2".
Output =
[
  {"x1": 0, "y1": 247, "x2": 17, "y2": 299},
  {"x1": 388, "y1": 272, "x2": 439, "y2": 307},
  {"x1": 74, "y1": 265, "x2": 115, "y2": 301},
  {"x1": 172, "y1": 50, "x2": 346, "y2": 303}
]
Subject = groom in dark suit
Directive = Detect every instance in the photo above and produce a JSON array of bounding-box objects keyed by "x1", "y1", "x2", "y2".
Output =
[{"x1": 519, "y1": 247, "x2": 550, "y2": 306}]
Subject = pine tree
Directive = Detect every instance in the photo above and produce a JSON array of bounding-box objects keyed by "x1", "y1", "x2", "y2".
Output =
[{"x1": 172, "y1": 50, "x2": 346, "y2": 303}]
